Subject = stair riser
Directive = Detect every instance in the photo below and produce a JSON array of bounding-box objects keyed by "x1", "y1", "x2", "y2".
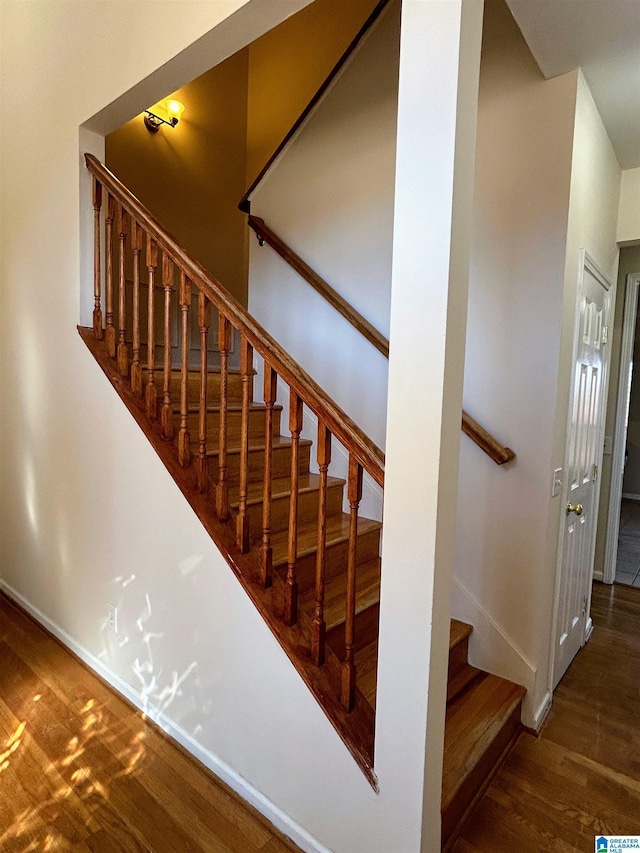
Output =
[
  {"x1": 208, "y1": 443, "x2": 311, "y2": 486},
  {"x1": 446, "y1": 664, "x2": 482, "y2": 704},
  {"x1": 278, "y1": 527, "x2": 381, "y2": 592},
  {"x1": 325, "y1": 602, "x2": 380, "y2": 659},
  {"x1": 186, "y1": 408, "x2": 282, "y2": 442},
  {"x1": 143, "y1": 371, "x2": 247, "y2": 402},
  {"x1": 241, "y1": 481, "x2": 344, "y2": 544},
  {"x1": 448, "y1": 635, "x2": 470, "y2": 681}
]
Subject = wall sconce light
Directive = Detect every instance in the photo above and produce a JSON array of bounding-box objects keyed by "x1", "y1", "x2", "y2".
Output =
[{"x1": 144, "y1": 99, "x2": 185, "y2": 133}]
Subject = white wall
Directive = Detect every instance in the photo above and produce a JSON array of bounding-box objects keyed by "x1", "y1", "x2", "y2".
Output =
[
  {"x1": 547, "y1": 69, "x2": 621, "y2": 664},
  {"x1": 593, "y1": 245, "x2": 640, "y2": 578},
  {"x1": 618, "y1": 167, "x2": 640, "y2": 246},
  {"x1": 247, "y1": 1, "x2": 400, "y2": 450},
  {"x1": 452, "y1": 0, "x2": 578, "y2": 721},
  {"x1": 0, "y1": 1, "x2": 484, "y2": 851},
  {"x1": 548, "y1": 66, "x2": 624, "y2": 596},
  {"x1": 613, "y1": 246, "x2": 640, "y2": 498}
]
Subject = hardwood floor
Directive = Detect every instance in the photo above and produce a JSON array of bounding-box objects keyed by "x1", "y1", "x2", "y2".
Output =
[
  {"x1": 453, "y1": 581, "x2": 640, "y2": 852},
  {"x1": 0, "y1": 593, "x2": 301, "y2": 853}
]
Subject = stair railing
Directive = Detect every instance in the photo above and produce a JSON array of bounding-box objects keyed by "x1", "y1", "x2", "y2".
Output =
[
  {"x1": 85, "y1": 153, "x2": 383, "y2": 711},
  {"x1": 248, "y1": 215, "x2": 515, "y2": 467}
]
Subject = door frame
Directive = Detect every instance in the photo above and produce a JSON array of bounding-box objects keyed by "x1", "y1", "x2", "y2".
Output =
[
  {"x1": 603, "y1": 273, "x2": 640, "y2": 583},
  {"x1": 550, "y1": 249, "x2": 614, "y2": 689}
]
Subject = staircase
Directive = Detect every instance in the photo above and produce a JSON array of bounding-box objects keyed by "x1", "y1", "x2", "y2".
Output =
[
  {"x1": 81, "y1": 151, "x2": 526, "y2": 841},
  {"x1": 442, "y1": 619, "x2": 525, "y2": 849},
  {"x1": 82, "y1": 153, "x2": 386, "y2": 787}
]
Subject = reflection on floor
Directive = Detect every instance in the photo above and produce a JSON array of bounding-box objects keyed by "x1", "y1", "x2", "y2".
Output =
[
  {"x1": 0, "y1": 592, "x2": 300, "y2": 853},
  {"x1": 616, "y1": 497, "x2": 640, "y2": 587}
]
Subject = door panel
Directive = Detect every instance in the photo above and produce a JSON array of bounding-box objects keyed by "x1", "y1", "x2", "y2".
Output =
[{"x1": 554, "y1": 253, "x2": 613, "y2": 688}]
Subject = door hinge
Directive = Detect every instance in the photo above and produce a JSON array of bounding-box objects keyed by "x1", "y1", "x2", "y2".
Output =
[
  {"x1": 582, "y1": 594, "x2": 588, "y2": 616},
  {"x1": 593, "y1": 463, "x2": 598, "y2": 482},
  {"x1": 602, "y1": 325, "x2": 609, "y2": 344}
]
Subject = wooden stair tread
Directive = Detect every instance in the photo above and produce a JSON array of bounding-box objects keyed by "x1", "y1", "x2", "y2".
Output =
[
  {"x1": 143, "y1": 366, "x2": 245, "y2": 376},
  {"x1": 442, "y1": 673, "x2": 525, "y2": 811},
  {"x1": 450, "y1": 619, "x2": 473, "y2": 651},
  {"x1": 174, "y1": 402, "x2": 282, "y2": 414},
  {"x1": 228, "y1": 473, "x2": 346, "y2": 510},
  {"x1": 300, "y1": 558, "x2": 380, "y2": 630},
  {"x1": 203, "y1": 435, "x2": 313, "y2": 458},
  {"x1": 271, "y1": 514, "x2": 382, "y2": 567}
]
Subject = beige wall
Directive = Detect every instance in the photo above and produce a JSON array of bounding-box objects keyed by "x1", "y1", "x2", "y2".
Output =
[
  {"x1": 106, "y1": 50, "x2": 250, "y2": 303},
  {"x1": 248, "y1": 1, "x2": 399, "y2": 453},
  {"x1": 618, "y1": 168, "x2": 640, "y2": 245},
  {"x1": 614, "y1": 247, "x2": 640, "y2": 495},
  {"x1": 0, "y1": 0, "x2": 484, "y2": 850},
  {"x1": 104, "y1": 0, "x2": 380, "y2": 306},
  {"x1": 544, "y1": 69, "x2": 620, "y2": 676},
  {"x1": 593, "y1": 245, "x2": 640, "y2": 575},
  {"x1": 246, "y1": 0, "x2": 381, "y2": 186},
  {"x1": 452, "y1": 0, "x2": 577, "y2": 722}
]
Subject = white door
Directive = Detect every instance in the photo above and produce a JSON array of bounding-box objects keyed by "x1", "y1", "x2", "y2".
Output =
[{"x1": 554, "y1": 251, "x2": 613, "y2": 688}]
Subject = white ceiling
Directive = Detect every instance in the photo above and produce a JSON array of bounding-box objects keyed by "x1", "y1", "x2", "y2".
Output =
[{"x1": 506, "y1": 0, "x2": 640, "y2": 170}]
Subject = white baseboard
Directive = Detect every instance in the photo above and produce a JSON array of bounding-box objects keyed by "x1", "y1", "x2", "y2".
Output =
[
  {"x1": 622, "y1": 493, "x2": 640, "y2": 502},
  {"x1": 0, "y1": 580, "x2": 330, "y2": 853},
  {"x1": 584, "y1": 616, "x2": 594, "y2": 643},
  {"x1": 451, "y1": 577, "x2": 536, "y2": 694},
  {"x1": 531, "y1": 690, "x2": 552, "y2": 733}
]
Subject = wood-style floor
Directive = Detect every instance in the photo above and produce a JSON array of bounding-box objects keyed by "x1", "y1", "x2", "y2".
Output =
[
  {"x1": 0, "y1": 593, "x2": 301, "y2": 853},
  {"x1": 453, "y1": 581, "x2": 640, "y2": 852}
]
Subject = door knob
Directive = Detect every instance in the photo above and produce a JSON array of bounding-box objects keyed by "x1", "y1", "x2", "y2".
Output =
[{"x1": 566, "y1": 503, "x2": 583, "y2": 516}]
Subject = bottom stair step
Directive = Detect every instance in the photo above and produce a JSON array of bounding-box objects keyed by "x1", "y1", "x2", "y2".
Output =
[
  {"x1": 354, "y1": 637, "x2": 378, "y2": 710},
  {"x1": 441, "y1": 672, "x2": 525, "y2": 849}
]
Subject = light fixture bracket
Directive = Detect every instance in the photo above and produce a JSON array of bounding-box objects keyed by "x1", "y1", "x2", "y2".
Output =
[{"x1": 144, "y1": 111, "x2": 178, "y2": 133}]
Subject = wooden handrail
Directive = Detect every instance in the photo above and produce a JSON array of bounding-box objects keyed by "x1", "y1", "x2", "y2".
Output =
[
  {"x1": 248, "y1": 216, "x2": 389, "y2": 359},
  {"x1": 239, "y1": 0, "x2": 392, "y2": 214},
  {"x1": 461, "y1": 412, "x2": 515, "y2": 466},
  {"x1": 248, "y1": 214, "x2": 515, "y2": 467},
  {"x1": 85, "y1": 154, "x2": 384, "y2": 486}
]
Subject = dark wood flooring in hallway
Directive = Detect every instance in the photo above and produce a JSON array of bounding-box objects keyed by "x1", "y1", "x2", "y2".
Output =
[
  {"x1": 0, "y1": 592, "x2": 301, "y2": 853},
  {"x1": 453, "y1": 581, "x2": 640, "y2": 852}
]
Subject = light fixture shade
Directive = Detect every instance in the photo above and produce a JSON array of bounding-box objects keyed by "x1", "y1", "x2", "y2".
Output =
[{"x1": 165, "y1": 100, "x2": 185, "y2": 124}]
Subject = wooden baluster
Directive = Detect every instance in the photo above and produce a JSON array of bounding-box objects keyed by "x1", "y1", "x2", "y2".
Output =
[
  {"x1": 260, "y1": 364, "x2": 277, "y2": 588},
  {"x1": 161, "y1": 253, "x2": 174, "y2": 440},
  {"x1": 196, "y1": 290, "x2": 211, "y2": 493},
  {"x1": 145, "y1": 235, "x2": 158, "y2": 419},
  {"x1": 285, "y1": 391, "x2": 303, "y2": 626},
  {"x1": 92, "y1": 180, "x2": 103, "y2": 340},
  {"x1": 236, "y1": 337, "x2": 253, "y2": 553},
  {"x1": 312, "y1": 423, "x2": 332, "y2": 666},
  {"x1": 117, "y1": 206, "x2": 129, "y2": 376},
  {"x1": 178, "y1": 272, "x2": 191, "y2": 467},
  {"x1": 342, "y1": 454, "x2": 363, "y2": 712},
  {"x1": 130, "y1": 220, "x2": 143, "y2": 396},
  {"x1": 105, "y1": 193, "x2": 116, "y2": 358},
  {"x1": 216, "y1": 315, "x2": 231, "y2": 521}
]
